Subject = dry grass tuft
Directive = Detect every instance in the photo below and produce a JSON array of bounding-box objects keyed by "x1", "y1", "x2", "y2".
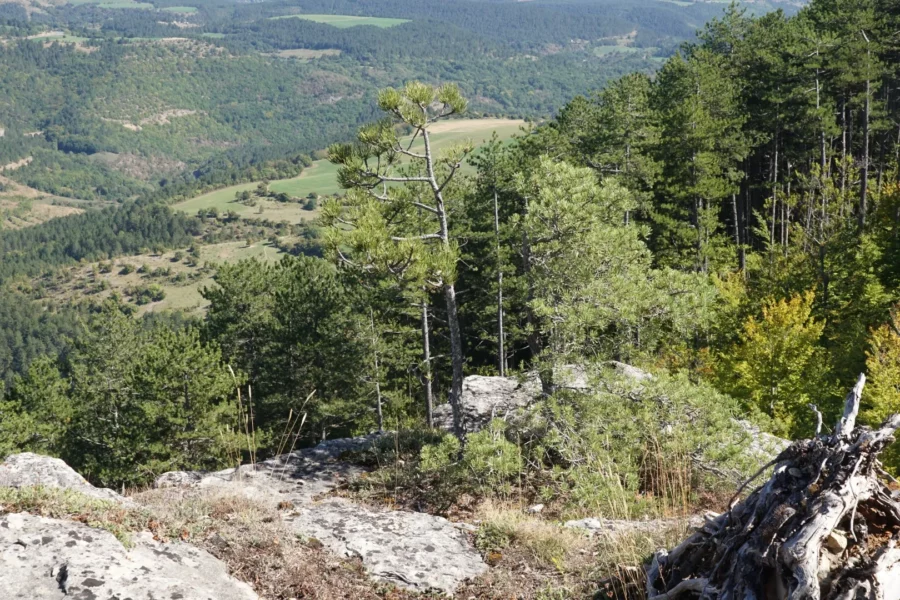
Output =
[{"x1": 475, "y1": 500, "x2": 592, "y2": 568}]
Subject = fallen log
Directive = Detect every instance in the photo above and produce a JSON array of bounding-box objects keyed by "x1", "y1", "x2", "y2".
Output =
[{"x1": 647, "y1": 374, "x2": 900, "y2": 600}]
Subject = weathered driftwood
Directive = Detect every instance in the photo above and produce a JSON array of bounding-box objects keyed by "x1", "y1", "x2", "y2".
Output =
[{"x1": 648, "y1": 374, "x2": 900, "y2": 600}]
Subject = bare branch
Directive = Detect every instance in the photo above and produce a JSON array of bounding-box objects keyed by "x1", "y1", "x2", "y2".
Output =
[
  {"x1": 835, "y1": 373, "x2": 866, "y2": 439},
  {"x1": 390, "y1": 234, "x2": 442, "y2": 242}
]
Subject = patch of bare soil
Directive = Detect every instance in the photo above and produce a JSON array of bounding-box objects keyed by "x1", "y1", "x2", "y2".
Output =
[
  {"x1": 0, "y1": 156, "x2": 33, "y2": 172},
  {"x1": 139, "y1": 108, "x2": 199, "y2": 126},
  {"x1": 102, "y1": 109, "x2": 202, "y2": 132},
  {"x1": 102, "y1": 117, "x2": 142, "y2": 131},
  {"x1": 164, "y1": 21, "x2": 200, "y2": 29},
  {"x1": 0, "y1": 176, "x2": 85, "y2": 229},
  {"x1": 26, "y1": 30, "x2": 64, "y2": 39}
]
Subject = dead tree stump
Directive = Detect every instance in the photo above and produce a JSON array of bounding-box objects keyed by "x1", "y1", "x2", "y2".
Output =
[{"x1": 647, "y1": 374, "x2": 900, "y2": 600}]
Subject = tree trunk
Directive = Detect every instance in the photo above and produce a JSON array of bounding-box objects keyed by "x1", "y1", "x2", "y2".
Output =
[
  {"x1": 421, "y1": 299, "x2": 434, "y2": 429},
  {"x1": 860, "y1": 50, "x2": 871, "y2": 229},
  {"x1": 521, "y1": 194, "x2": 551, "y2": 395},
  {"x1": 771, "y1": 143, "x2": 778, "y2": 249},
  {"x1": 369, "y1": 308, "x2": 383, "y2": 433},
  {"x1": 494, "y1": 188, "x2": 506, "y2": 377},
  {"x1": 647, "y1": 375, "x2": 900, "y2": 600},
  {"x1": 841, "y1": 98, "x2": 848, "y2": 202},
  {"x1": 444, "y1": 283, "x2": 465, "y2": 437},
  {"x1": 422, "y1": 127, "x2": 465, "y2": 440},
  {"x1": 732, "y1": 193, "x2": 744, "y2": 270}
]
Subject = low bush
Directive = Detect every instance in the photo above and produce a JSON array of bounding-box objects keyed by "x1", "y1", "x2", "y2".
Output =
[{"x1": 361, "y1": 364, "x2": 760, "y2": 521}]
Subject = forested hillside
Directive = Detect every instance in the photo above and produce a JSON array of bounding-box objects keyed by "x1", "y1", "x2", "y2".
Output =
[{"x1": 0, "y1": 0, "x2": 741, "y2": 205}]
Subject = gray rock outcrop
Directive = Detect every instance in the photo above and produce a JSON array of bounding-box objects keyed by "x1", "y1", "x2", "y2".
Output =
[
  {"x1": 155, "y1": 435, "x2": 487, "y2": 593},
  {"x1": 433, "y1": 374, "x2": 540, "y2": 433},
  {"x1": 0, "y1": 453, "x2": 123, "y2": 502},
  {"x1": 432, "y1": 364, "x2": 597, "y2": 434},
  {"x1": 288, "y1": 498, "x2": 486, "y2": 591},
  {"x1": 0, "y1": 512, "x2": 258, "y2": 600},
  {"x1": 433, "y1": 365, "x2": 789, "y2": 467},
  {"x1": 736, "y1": 418, "x2": 791, "y2": 461}
]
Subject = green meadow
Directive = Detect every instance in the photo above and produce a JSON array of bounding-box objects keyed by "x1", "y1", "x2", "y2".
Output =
[{"x1": 173, "y1": 118, "x2": 526, "y2": 219}]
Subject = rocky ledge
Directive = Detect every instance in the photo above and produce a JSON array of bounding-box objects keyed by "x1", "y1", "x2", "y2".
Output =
[
  {"x1": 155, "y1": 435, "x2": 488, "y2": 593},
  {"x1": 0, "y1": 512, "x2": 258, "y2": 600}
]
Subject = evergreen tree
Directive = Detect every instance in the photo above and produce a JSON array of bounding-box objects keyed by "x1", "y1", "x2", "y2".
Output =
[
  {"x1": 327, "y1": 82, "x2": 470, "y2": 437},
  {"x1": 652, "y1": 49, "x2": 750, "y2": 273}
]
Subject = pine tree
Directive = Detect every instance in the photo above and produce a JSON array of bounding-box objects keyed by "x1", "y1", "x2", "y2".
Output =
[
  {"x1": 556, "y1": 72, "x2": 661, "y2": 213},
  {"x1": 652, "y1": 49, "x2": 750, "y2": 273},
  {"x1": 514, "y1": 157, "x2": 717, "y2": 378},
  {"x1": 326, "y1": 82, "x2": 470, "y2": 437}
]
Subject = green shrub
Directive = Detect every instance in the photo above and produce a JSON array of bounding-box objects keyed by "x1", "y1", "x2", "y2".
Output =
[
  {"x1": 411, "y1": 365, "x2": 760, "y2": 519},
  {"x1": 464, "y1": 419, "x2": 523, "y2": 487},
  {"x1": 512, "y1": 367, "x2": 757, "y2": 518}
]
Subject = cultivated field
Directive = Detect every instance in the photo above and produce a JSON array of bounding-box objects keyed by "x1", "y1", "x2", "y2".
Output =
[
  {"x1": 162, "y1": 6, "x2": 197, "y2": 13},
  {"x1": 67, "y1": 0, "x2": 159, "y2": 8},
  {"x1": 269, "y1": 14, "x2": 410, "y2": 28},
  {"x1": 268, "y1": 161, "x2": 342, "y2": 198},
  {"x1": 173, "y1": 118, "x2": 527, "y2": 218},
  {"x1": 174, "y1": 183, "x2": 321, "y2": 223}
]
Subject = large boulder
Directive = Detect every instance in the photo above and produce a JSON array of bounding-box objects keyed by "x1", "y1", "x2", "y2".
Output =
[
  {"x1": 0, "y1": 453, "x2": 124, "y2": 502},
  {"x1": 433, "y1": 364, "x2": 597, "y2": 434},
  {"x1": 433, "y1": 374, "x2": 540, "y2": 433},
  {"x1": 0, "y1": 512, "x2": 258, "y2": 600}
]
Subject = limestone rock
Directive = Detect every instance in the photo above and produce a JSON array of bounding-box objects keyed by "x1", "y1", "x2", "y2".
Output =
[
  {"x1": 607, "y1": 360, "x2": 653, "y2": 382},
  {"x1": 155, "y1": 435, "x2": 486, "y2": 593},
  {"x1": 736, "y1": 419, "x2": 790, "y2": 462},
  {"x1": 0, "y1": 512, "x2": 258, "y2": 600},
  {"x1": 0, "y1": 453, "x2": 123, "y2": 502},
  {"x1": 433, "y1": 374, "x2": 540, "y2": 433},
  {"x1": 433, "y1": 363, "x2": 637, "y2": 434},
  {"x1": 154, "y1": 435, "x2": 375, "y2": 503},
  {"x1": 154, "y1": 470, "x2": 206, "y2": 489},
  {"x1": 564, "y1": 514, "x2": 705, "y2": 536},
  {"x1": 288, "y1": 497, "x2": 487, "y2": 592}
]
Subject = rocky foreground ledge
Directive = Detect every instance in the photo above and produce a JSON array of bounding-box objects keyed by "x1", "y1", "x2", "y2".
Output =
[
  {"x1": 0, "y1": 454, "x2": 258, "y2": 600},
  {"x1": 0, "y1": 512, "x2": 258, "y2": 600},
  {"x1": 0, "y1": 368, "x2": 785, "y2": 599},
  {"x1": 0, "y1": 438, "x2": 488, "y2": 598}
]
